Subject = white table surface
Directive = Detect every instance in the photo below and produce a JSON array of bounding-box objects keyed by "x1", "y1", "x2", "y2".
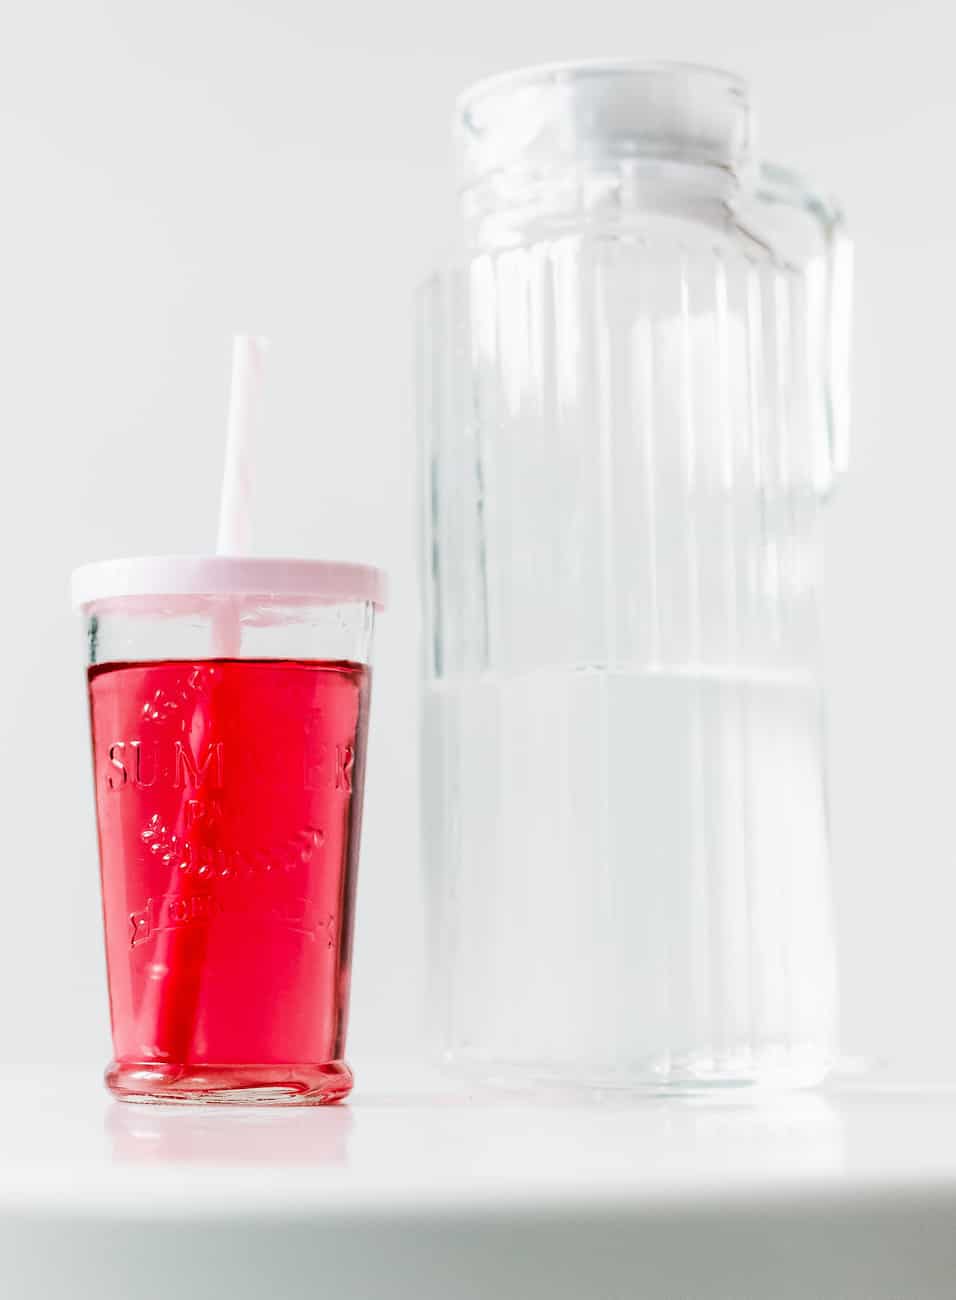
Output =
[{"x1": 1, "y1": 1066, "x2": 954, "y2": 1299}]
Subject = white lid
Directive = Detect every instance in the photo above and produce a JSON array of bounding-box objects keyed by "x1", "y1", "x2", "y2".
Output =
[
  {"x1": 457, "y1": 61, "x2": 753, "y2": 187},
  {"x1": 70, "y1": 555, "x2": 387, "y2": 613}
]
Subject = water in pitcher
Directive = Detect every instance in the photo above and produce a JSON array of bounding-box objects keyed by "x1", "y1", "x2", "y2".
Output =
[{"x1": 423, "y1": 665, "x2": 836, "y2": 1087}]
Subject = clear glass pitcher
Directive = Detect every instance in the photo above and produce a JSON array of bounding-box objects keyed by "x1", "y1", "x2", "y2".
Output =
[{"x1": 418, "y1": 62, "x2": 851, "y2": 1089}]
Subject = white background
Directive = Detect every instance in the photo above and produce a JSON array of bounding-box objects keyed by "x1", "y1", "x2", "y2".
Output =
[{"x1": 0, "y1": 0, "x2": 948, "y2": 1073}]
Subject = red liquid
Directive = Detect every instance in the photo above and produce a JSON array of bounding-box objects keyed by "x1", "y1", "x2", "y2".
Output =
[{"x1": 88, "y1": 658, "x2": 370, "y2": 1104}]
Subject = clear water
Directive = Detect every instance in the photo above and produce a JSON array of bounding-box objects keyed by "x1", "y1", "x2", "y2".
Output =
[{"x1": 423, "y1": 667, "x2": 836, "y2": 1087}]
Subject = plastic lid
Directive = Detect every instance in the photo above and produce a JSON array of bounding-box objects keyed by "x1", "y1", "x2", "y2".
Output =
[
  {"x1": 456, "y1": 61, "x2": 753, "y2": 187},
  {"x1": 70, "y1": 556, "x2": 387, "y2": 613}
]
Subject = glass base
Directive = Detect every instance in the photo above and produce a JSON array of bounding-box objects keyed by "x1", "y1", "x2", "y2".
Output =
[
  {"x1": 105, "y1": 1060, "x2": 353, "y2": 1106},
  {"x1": 439, "y1": 1047, "x2": 832, "y2": 1096}
]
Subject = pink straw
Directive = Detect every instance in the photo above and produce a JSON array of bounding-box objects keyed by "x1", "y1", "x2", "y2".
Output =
[
  {"x1": 138, "y1": 334, "x2": 270, "y2": 1072},
  {"x1": 212, "y1": 335, "x2": 269, "y2": 658},
  {"x1": 217, "y1": 335, "x2": 269, "y2": 555}
]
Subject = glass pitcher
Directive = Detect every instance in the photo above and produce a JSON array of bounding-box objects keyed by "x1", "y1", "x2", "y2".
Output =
[{"x1": 419, "y1": 62, "x2": 851, "y2": 1089}]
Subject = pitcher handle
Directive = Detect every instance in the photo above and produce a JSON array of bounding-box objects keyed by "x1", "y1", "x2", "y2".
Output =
[{"x1": 757, "y1": 163, "x2": 853, "y2": 488}]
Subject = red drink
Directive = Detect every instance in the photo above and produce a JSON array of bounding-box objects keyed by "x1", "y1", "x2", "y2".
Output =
[{"x1": 88, "y1": 657, "x2": 370, "y2": 1104}]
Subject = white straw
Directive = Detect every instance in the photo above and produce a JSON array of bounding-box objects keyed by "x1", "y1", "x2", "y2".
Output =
[
  {"x1": 217, "y1": 334, "x2": 270, "y2": 555},
  {"x1": 213, "y1": 334, "x2": 269, "y2": 657}
]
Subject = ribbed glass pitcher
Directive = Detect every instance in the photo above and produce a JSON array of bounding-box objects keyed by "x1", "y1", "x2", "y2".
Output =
[{"x1": 419, "y1": 62, "x2": 851, "y2": 1089}]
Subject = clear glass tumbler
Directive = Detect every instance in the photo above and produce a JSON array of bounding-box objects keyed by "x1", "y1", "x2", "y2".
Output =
[
  {"x1": 419, "y1": 62, "x2": 852, "y2": 1089},
  {"x1": 74, "y1": 556, "x2": 384, "y2": 1104}
]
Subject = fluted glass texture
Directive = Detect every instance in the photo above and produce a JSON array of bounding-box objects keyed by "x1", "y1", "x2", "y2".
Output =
[{"x1": 420, "y1": 65, "x2": 849, "y2": 1088}]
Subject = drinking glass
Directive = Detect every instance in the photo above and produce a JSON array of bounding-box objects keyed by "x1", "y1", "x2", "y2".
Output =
[{"x1": 75, "y1": 556, "x2": 384, "y2": 1104}]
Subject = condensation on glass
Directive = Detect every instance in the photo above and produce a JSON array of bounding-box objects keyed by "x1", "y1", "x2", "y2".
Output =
[{"x1": 419, "y1": 62, "x2": 852, "y2": 1089}]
